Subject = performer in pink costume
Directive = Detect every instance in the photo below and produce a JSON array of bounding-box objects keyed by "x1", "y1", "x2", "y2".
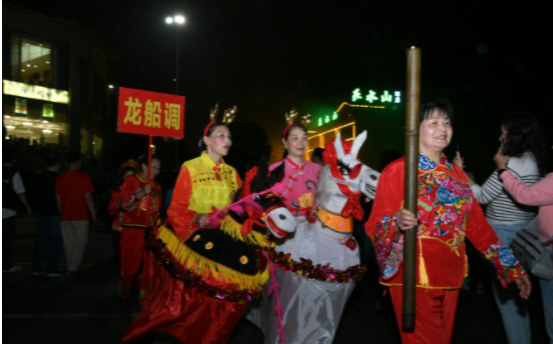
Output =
[{"x1": 268, "y1": 124, "x2": 321, "y2": 217}]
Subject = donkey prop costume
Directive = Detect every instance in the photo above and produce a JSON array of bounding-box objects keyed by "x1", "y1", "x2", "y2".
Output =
[
  {"x1": 122, "y1": 159, "x2": 297, "y2": 344},
  {"x1": 246, "y1": 132, "x2": 380, "y2": 344}
]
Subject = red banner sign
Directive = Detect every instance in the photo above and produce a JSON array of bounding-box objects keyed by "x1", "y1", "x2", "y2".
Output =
[{"x1": 117, "y1": 87, "x2": 185, "y2": 138}]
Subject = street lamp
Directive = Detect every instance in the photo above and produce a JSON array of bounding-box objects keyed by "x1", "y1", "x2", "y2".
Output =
[
  {"x1": 165, "y1": 15, "x2": 186, "y2": 169},
  {"x1": 165, "y1": 15, "x2": 186, "y2": 95}
]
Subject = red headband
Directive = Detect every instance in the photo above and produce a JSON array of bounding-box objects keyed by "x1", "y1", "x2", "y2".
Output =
[
  {"x1": 203, "y1": 121, "x2": 216, "y2": 137},
  {"x1": 283, "y1": 123, "x2": 304, "y2": 139}
]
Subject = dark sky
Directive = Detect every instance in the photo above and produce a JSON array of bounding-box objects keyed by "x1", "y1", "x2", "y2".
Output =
[{"x1": 11, "y1": 0, "x2": 553, "y2": 171}]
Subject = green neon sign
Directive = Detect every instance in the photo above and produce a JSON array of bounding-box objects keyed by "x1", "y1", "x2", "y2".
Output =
[
  {"x1": 352, "y1": 88, "x2": 363, "y2": 102},
  {"x1": 365, "y1": 90, "x2": 378, "y2": 103},
  {"x1": 381, "y1": 90, "x2": 392, "y2": 102},
  {"x1": 352, "y1": 89, "x2": 401, "y2": 104},
  {"x1": 317, "y1": 112, "x2": 339, "y2": 127}
]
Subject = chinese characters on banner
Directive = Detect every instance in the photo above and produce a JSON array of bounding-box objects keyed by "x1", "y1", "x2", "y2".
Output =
[{"x1": 117, "y1": 87, "x2": 185, "y2": 138}]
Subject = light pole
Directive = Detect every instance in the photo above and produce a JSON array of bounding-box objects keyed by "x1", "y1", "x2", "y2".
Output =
[
  {"x1": 166, "y1": 15, "x2": 186, "y2": 169},
  {"x1": 165, "y1": 15, "x2": 185, "y2": 95}
]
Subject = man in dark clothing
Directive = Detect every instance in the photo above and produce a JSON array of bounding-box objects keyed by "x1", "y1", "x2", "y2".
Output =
[
  {"x1": 33, "y1": 157, "x2": 63, "y2": 277},
  {"x1": 2, "y1": 149, "x2": 32, "y2": 273}
]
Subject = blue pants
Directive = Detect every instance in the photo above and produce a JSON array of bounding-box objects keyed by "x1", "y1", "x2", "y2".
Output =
[
  {"x1": 490, "y1": 222, "x2": 531, "y2": 344},
  {"x1": 33, "y1": 216, "x2": 62, "y2": 272}
]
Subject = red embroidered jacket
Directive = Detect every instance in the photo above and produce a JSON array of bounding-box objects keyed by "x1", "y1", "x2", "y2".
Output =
[
  {"x1": 109, "y1": 186, "x2": 124, "y2": 231},
  {"x1": 120, "y1": 174, "x2": 162, "y2": 228},
  {"x1": 365, "y1": 154, "x2": 526, "y2": 289}
]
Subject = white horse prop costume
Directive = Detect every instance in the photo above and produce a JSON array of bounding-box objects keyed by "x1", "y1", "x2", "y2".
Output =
[{"x1": 246, "y1": 131, "x2": 380, "y2": 344}]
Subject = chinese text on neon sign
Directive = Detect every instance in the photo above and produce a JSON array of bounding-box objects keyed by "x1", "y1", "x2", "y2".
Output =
[{"x1": 352, "y1": 88, "x2": 401, "y2": 104}]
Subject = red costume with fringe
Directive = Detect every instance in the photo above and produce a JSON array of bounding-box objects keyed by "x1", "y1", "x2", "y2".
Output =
[
  {"x1": 122, "y1": 152, "x2": 250, "y2": 344},
  {"x1": 118, "y1": 173, "x2": 161, "y2": 300}
]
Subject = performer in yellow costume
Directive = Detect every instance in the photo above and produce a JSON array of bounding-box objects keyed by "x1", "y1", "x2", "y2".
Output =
[{"x1": 168, "y1": 130, "x2": 241, "y2": 242}]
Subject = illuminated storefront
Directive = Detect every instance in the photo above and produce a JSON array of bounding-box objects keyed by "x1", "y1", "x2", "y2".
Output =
[
  {"x1": 305, "y1": 88, "x2": 405, "y2": 168},
  {"x1": 3, "y1": 4, "x2": 116, "y2": 155},
  {"x1": 3, "y1": 80, "x2": 70, "y2": 147}
]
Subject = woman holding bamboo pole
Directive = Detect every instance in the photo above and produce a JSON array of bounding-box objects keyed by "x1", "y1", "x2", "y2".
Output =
[{"x1": 365, "y1": 98, "x2": 531, "y2": 344}]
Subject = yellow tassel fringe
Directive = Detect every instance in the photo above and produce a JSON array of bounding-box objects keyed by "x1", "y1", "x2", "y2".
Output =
[
  {"x1": 158, "y1": 226, "x2": 269, "y2": 291},
  {"x1": 418, "y1": 239, "x2": 430, "y2": 287},
  {"x1": 220, "y1": 215, "x2": 271, "y2": 248},
  {"x1": 464, "y1": 254, "x2": 469, "y2": 278}
]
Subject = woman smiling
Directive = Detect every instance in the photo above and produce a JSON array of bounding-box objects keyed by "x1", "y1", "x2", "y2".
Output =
[{"x1": 365, "y1": 99, "x2": 531, "y2": 344}]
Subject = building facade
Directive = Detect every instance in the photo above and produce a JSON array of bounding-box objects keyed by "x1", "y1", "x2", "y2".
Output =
[
  {"x1": 2, "y1": 4, "x2": 116, "y2": 156},
  {"x1": 305, "y1": 89, "x2": 405, "y2": 169}
]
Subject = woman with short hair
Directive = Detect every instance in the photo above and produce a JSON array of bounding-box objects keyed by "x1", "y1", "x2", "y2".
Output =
[
  {"x1": 466, "y1": 112, "x2": 547, "y2": 344},
  {"x1": 494, "y1": 146, "x2": 553, "y2": 343},
  {"x1": 366, "y1": 99, "x2": 531, "y2": 344}
]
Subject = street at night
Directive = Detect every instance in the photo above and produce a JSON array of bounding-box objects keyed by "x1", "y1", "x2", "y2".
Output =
[
  {"x1": 3, "y1": 217, "x2": 550, "y2": 343},
  {"x1": 3, "y1": 1, "x2": 553, "y2": 343}
]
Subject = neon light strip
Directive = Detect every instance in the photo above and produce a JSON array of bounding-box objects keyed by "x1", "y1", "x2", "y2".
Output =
[
  {"x1": 336, "y1": 102, "x2": 385, "y2": 113},
  {"x1": 308, "y1": 122, "x2": 355, "y2": 140}
]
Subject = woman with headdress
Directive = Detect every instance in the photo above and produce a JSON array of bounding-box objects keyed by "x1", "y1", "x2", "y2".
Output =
[
  {"x1": 166, "y1": 104, "x2": 241, "y2": 242},
  {"x1": 245, "y1": 109, "x2": 327, "y2": 341},
  {"x1": 121, "y1": 104, "x2": 245, "y2": 343},
  {"x1": 270, "y1": 109, "x2": 320, "y2": 218},
  {"x1": 108, "y1": 160, "x2": 138, "y2": 272},
  {"x1": 117, "y1": 155, "x2": 162, "y2": 305}
]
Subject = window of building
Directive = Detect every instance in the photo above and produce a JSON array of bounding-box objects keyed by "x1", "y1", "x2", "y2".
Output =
[
  {"x1": 8, "y1": 32, "x2": 58, "y2": 88},
  {"x1": 21, "y1": 38, "x2": 52, "y2": 87},
  {"x1": 4, "y1": 31, "x2": 68, "y2": 148}
]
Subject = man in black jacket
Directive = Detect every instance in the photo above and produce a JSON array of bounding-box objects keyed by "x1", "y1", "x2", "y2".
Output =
[
  {"x1": 2, "y1": 149, "x2": 32, "y2": 273},
  {"x1": 33, "y1": 157, "x2": 63, "y2": 277}
]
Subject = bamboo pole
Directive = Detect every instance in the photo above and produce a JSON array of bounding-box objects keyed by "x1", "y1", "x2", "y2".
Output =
[{"x1": 403, "y1": 46, "x2": 421, "y2": 329}]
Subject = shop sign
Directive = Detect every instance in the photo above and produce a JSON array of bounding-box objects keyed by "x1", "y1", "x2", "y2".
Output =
[
  {"x1": 2, "y1": 80, "x2": 69, "y2": 104},
  {"x1": 317, "y1": 112, "x2": 339, "y2": 126},
  {"x1": 352, "y1": 88, "x2": 401, "y2": 104},
  {"x1": 117, "y1": 87, "x2": 185, "y2": 138},
  {"x1": 42, "y1": 103, "x2": 54, "y2": 118},
  {"x1": 15, "y1": 98, "x2": 27, "y2": 114}
]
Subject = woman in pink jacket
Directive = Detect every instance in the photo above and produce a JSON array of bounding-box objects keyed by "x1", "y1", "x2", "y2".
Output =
[{"x1": 495, "y1": 148, "x2": 553, "y2": 343}]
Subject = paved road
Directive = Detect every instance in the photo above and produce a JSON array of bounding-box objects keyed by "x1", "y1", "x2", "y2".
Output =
[{"x1": 3, "y1": 215, "x2": 549, "y2": 343}]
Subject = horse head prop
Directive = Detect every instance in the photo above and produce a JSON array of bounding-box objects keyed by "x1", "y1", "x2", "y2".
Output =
[
  {"x1": 147, "y1": 156, "x2": 296, "y2": 304},
  {"x1": 224, "y1": 156, "x2": 297, "y2": 239},
  {"x1": 316, "y1": 131, "x2": 380, "y2": 240}
]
